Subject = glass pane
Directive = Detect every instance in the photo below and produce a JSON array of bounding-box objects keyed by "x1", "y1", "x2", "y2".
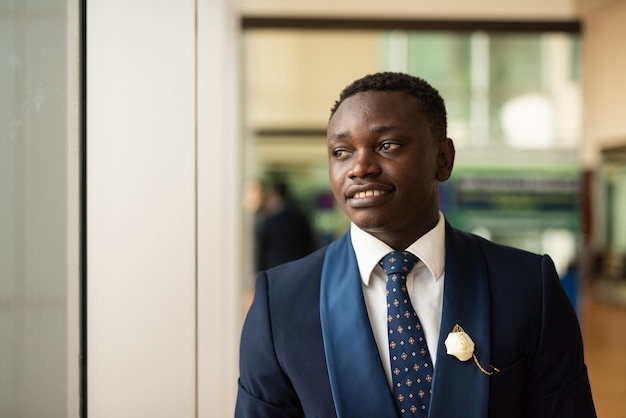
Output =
[
  {"x1": 0, "y1": 0, "x2": 78, "y2": 416},
  {"x1": 406, "y1": 33, "x2": 472, "y2": 145},
  {"x1": 404, "y1": 32, "x2": 581, "y2": 148}
]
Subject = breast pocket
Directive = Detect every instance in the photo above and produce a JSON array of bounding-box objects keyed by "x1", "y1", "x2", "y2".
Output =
[{"x1": 488, "y1": 356, "x2": 526, "y2": 418}]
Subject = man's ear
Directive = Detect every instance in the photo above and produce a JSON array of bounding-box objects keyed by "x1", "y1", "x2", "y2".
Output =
[{"x1": 436, "y1": 138, "x2": 455, "y2": 182}]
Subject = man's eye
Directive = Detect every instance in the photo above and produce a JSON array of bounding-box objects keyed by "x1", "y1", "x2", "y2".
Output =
[
  {"x1": 333, "y1": 149, "x2": 351, "y2": 158},
  {"x1": 380, "y1": 142, "x2": 400, "y2": 151}
]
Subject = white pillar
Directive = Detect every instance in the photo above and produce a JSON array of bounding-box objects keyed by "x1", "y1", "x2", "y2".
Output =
[
  {"x1": 197, "y1": 0, "x2": 242, "y2": 415},
  {"x1": 87, "y1": 1, "x2": 197, "y2": 416}
]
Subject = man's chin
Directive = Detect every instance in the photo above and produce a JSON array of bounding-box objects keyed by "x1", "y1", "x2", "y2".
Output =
[{"x1": 349, "y1": 217, "x2": 387, "y2": 234}]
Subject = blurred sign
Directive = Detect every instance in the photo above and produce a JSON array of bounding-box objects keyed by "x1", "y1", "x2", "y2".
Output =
[
  {"x1": 454, "y1": 176, "x2": 579, "y2": 212},
  {"x1": 441, "y1": 169, "x2": 581, "y2": 233}
]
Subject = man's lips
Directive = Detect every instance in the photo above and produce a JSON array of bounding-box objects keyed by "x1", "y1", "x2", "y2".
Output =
[
  {"x1": 345, "y1": 184, "x2": 394, "y2": 207},
  {"x1": 351, "y1": 189, "x2": 386, "y2": 199},
  {"x1": 346, "y1": 183, "x2": 393, "y2": 199}
]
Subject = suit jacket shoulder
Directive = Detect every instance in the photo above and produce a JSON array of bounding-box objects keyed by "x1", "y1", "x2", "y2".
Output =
[{"x1": 237, "y1": 247, "x2": 337, "y2": 418}]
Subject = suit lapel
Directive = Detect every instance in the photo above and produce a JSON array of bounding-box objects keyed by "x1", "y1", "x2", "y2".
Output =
[
  {"x1": 320, "y1": 226, "x2": 493, "y2": 417},
  {"x1": 429, "y1": 224, "x2": 491, "y2": 417},
  {"x1": 320, "y1": 233, "x2": 397, "y2": 418}
]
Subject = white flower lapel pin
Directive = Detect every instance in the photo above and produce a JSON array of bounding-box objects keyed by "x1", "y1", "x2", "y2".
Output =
[
  {"x1": 445, "y1": 324, "x2": 500, "y2": 376},
  {"x1": 444, "y1": 323, "x2": 475, "y2": 361}
]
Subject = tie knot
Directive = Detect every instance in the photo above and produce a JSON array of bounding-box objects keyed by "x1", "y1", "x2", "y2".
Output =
[{"x1": 379, "y1": 251, "x2": 419, "y2": 277}]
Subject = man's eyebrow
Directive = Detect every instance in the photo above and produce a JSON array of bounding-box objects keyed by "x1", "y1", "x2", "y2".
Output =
[
  {"x1": 328, "y1": 125, "x2": 400, "y2": 140},
  {"x1": 370, "y1": 125, "x2": 399, "y2": 133},
  {"x1": 328, "y1": 130, "x2": 350, "y2": 140}
]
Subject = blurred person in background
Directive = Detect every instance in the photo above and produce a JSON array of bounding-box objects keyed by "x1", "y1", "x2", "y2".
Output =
[{"x1": 255, "y1": 178, "x2": 317, "y2": 271}]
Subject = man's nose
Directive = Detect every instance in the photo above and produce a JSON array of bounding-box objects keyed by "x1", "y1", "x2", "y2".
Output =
[{"x1": 348, "y1": 150, "x2": 381, "y2": 179}]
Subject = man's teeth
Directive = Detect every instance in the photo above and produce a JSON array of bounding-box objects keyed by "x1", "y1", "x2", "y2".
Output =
[{"x1": 353, "y1": 190, "x2": 385, "y2": 199}]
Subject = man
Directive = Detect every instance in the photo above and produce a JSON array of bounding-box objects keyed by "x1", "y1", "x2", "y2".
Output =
[{"x1": 236, "y1": 72, "x2": 596, "y2": 417}]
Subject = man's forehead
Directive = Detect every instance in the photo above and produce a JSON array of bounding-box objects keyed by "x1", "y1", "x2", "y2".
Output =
[
  {"x1": 329, "y1": 92, "x2": 421, "y2": 126},
  {"x1": 333, "y1": 90, "x2": 418, "y2": 115},
  {"x1": 327, "y1": 123, "x2": 403, "y2": 140}
]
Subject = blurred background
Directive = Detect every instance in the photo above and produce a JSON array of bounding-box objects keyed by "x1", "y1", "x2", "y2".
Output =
[
  {"x1": 242, "y1": 28, "x2": 583, "y2": 280},
  {"x1": 2, "y1": 0, "x2": 626, "y2": 417}
]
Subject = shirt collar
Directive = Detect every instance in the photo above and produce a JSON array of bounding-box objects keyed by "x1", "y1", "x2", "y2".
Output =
[{"x1": 350, "y1": 212, "x2": 446, "y2": 287}]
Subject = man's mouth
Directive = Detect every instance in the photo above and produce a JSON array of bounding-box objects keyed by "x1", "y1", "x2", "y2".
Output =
[{"x1": 352, "y1": 189, "x2": 386, "y2": 199}]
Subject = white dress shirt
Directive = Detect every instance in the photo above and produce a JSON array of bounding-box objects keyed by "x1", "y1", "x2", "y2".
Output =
[{"x1": 350, "y1": 212, "x2": 446, "y2": 388}]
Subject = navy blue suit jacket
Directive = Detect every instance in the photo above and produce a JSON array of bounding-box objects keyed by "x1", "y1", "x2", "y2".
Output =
[{"x1": 236, "y1": 224, "x2": 595, "y2": 417}]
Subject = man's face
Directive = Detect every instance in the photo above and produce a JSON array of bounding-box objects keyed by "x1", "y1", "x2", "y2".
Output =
[{"x1": 327, "y1": 90, "x2": 454, "y2": 249}]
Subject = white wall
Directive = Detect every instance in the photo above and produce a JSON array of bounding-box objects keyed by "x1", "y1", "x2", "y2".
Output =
[
  {"x1": 579, "y1": 0, "x2": 626, "y2": 167},
  {"x1": 87, "y1": 0, "x2": 240, "y2": 416}
]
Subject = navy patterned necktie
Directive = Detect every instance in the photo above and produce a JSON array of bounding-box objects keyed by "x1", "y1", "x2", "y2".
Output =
[{"x1": 380, "y1": 251, "x2": 432, "y2": 418}]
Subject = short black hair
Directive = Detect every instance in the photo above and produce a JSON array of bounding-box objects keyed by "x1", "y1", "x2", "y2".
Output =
[{"x1": 329, "y1": 72, "x2": 447, "y2": 142}]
